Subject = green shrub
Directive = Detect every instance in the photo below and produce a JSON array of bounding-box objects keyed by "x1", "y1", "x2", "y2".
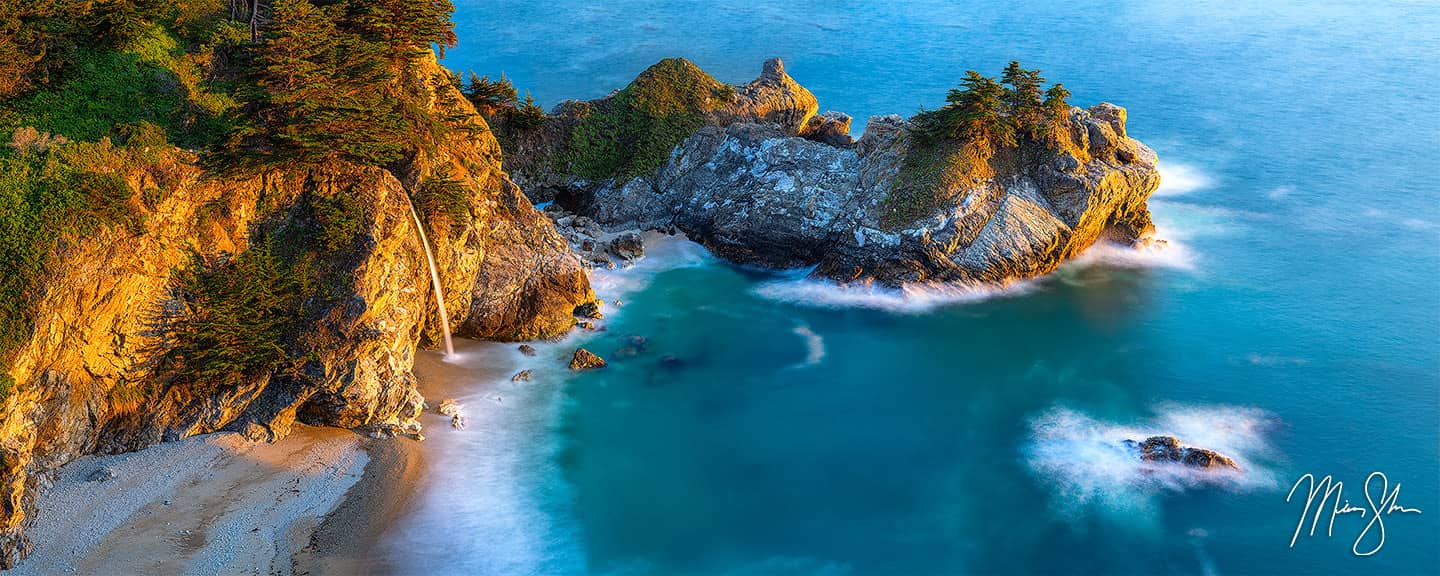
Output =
[
  {"x1": 0, "y1": 144, "x2": 147, "y2": 361},
  {"x1": 310, "y1": 192, "x2": 367, "y2": 253},
  {"x1": 416, "y1": 166, "x2": 471, "y2": 224}
]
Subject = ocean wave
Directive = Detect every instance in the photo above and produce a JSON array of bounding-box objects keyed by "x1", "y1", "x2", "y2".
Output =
[
  {"x1": 1023, "y1": 405, "x2": 1280, "y2": 519},
  {"x1": 754, "y1": 277, "x2": 1035, "y2": 313},
  {"x1": 1154, "y1": 162, "x2": 1214, "y2": 197},
  {"x1": 792, "y1": 324, "x2": 826, "y2": 366},
  {"x1": 1063, "y1": 234, "x2": 1196, "y2": 272},
  {"x1": 587, "y1": 232, "x2": 714, "y2": 300}
]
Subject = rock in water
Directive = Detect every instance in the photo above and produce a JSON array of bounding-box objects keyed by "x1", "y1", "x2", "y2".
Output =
[
  {"x1": 87, "y1": 467, "x2": 116, "y2": 483},
  {"x1": 511, "y1": 370, "x2": 532, "y2": 382},
  {"x1": 518, "y1": 344, "x2": 538, "y2": 357},
  {"x1": 504, "y1": 57, "x2": 1160, "y2": 288},
  {"x1": 437, "y1": 399, "x2": 463, "y2": 417},
  {"x1": 1124, "y1": 436, "x2": 1240, "y2": 471},
  {"x1": 569, "y1": 349, "x2": 607, "y2": 370},
  {"x1": 574, "y1": 301, "x2": 604, "y2": 319},
  {"x1": 608, "y1": 231, "x2": 645, "y2": 260}
]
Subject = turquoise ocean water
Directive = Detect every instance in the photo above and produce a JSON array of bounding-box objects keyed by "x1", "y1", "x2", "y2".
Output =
[{"x1": 387, "y1": 1, "x2": 1440, "y2": 574}]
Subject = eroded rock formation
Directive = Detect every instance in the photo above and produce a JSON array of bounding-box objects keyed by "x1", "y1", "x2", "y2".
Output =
[{"x1": 507, "y1": 58, "x2": 1161, "y2": 287}]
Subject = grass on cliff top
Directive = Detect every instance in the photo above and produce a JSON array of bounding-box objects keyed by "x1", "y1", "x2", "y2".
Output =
[
  {"x1": 0, "y1": 23, "x2": 241, "y2": 150},
  {"x1": 565, "y1": 58, "x2": 736, "y2": 182},
  {"x1": 881, "y1": 136, "x2": 1001, "y2": 228}
]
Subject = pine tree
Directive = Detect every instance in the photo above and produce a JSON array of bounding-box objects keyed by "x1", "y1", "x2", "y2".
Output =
[
  {"x1": 463, "y1": 71, "x2": 518, "y2": 115},
  {"x1": 934, "y1": 70, "x2": 1014, "y2": 146}
]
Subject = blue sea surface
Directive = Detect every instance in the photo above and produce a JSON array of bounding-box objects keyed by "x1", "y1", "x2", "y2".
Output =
[{"x1": 393, "y1": 1, "x2": 1440, "y2": 574}]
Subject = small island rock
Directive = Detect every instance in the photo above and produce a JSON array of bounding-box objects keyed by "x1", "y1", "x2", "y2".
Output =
[{"x1": 569, "y1": 349, "x2": 607, "y2": 370}]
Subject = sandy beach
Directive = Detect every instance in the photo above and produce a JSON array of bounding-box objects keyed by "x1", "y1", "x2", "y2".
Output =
[
  {"x1": 11, "y1": 345, "x2": 523, "y2": 576},
  {"x1": 15, "y1": 425, "x2": 363, "y2": 575}
]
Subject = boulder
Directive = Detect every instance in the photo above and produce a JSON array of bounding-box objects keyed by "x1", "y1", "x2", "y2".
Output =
[
  {"x1": 574, "y1": 301, "x2": 604, "y2": 319},
  {"x1": 510, "y1": 370, "x2": 532, "y2": 382},
  {"x1": 608, "y1": 231, "x2": 645, "y2": 260},
  {"x1": 801, "y1": 111, "x2": 854, "y2": 147},
  {"x1": 569, "y1": 349, "x2": 607, "y2": 370},
  {"x1": 1124, "y1": 436, "x2": 1240, "y2": 471},
  {"x1": 517, "y1": 344, "x2": 537, "y2": 357},
  {"x1": 437, "y1": 399, "x2": 463, "y2": 417}
]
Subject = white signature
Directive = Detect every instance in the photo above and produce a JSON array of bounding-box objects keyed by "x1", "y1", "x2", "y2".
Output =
[{"x1": 1287, "y1": 471, "x2": 1423, "y2": 556}]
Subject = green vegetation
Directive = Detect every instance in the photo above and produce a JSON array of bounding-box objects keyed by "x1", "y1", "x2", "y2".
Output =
[
  {"x1": 0, "y1": 0, "x2": 469, "y2": 376},
  {"x1": 911, "y1": 61, "x2": 1070, "y2": 146},
  {"x1": 164, "y1": 240, "x2": 311, "y2": 398},
  {"x1": 310, "y1": 191, "x2": 367, "y2": 253},
  {"x1": 509, "y1": 92, "x2": 546, "y2": 129},
  {"x1": 564, "y1": 58, "x2": 734, "y2": 181},
  {"x1": 884, "y1": 61, "x2": 1073, "y2": 226},
  {"x1": 416, "y1": 165, "x2": 471, "y2": 225},
  {"x1": 221, "y1": 0, "x2": 446, "y2": 168},
  {"x1": 0, "y1": 372, "x2": 13, "y2": 404},
  {"x1": 0, "y1": 135, "x2": 165, "y2": 361},
  {"x1": 463, "y1": 72, "x2": 518, "y2": 115}
]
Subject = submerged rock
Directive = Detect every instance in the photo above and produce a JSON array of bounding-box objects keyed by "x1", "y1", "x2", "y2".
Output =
[
  {"x1": 1124, "y1": 436, "x2": 1240, "y2": 471},
  {"x1": 510, "y1": 370, "x2": 532, "y2": 382},
  {"x1": 569, "y1": 349, "x2": 607, "y2": 370},
  {"x1": 518, "y1": 344, "x2": 537, "y2": 357}
]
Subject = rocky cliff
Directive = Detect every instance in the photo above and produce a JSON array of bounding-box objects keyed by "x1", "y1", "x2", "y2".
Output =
[
  {"x1": 0, "y1": 55, "x2": 594, "y2": 567},
  {"x1": 507, "y1": 59, "x2": 1161, "y2": 287}
]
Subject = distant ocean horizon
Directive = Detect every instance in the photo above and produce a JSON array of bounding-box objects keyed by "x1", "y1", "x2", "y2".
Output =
[{"x1": 386, "y1": 1, "x2": 1440, "y2": 573}]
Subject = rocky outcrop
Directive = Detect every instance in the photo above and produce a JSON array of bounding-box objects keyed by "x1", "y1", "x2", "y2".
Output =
[
  {"x1": 0, "y1": 53, "x2": 594, "y2": 567},
  {"x1": 568, "y1": 349, "x2": 606, "y2": 370},
  {"x1": 1124, "y1": 436, "x2": 1241, "y2": 471},
  {"x1": 509, "y1": 59, "x2": 1161, "y2": 288}
]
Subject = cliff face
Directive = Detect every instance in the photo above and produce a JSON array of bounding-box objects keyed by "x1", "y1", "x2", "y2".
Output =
[
  {"x1": 512, "y1": 59, "x2": 1161, "y2": 287},
  {"x1": 0, "y1": 55, "x2": 593, "y2": 567}
]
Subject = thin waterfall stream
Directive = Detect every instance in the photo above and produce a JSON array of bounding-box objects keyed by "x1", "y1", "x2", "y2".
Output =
[{"x1": 403, "y1": 192, "x2": 455, "y2": 356}]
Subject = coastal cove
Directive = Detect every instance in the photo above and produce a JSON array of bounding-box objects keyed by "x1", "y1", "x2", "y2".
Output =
[{"x1": 0, "y1": 0, "x2": 1436, "y2": 574}]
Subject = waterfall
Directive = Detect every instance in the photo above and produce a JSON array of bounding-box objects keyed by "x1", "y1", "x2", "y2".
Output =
[{"x1": 403, "y1": 193, "x2": 455, "y2": 356}]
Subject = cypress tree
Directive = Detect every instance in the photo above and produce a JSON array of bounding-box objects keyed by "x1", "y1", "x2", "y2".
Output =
[
  {"x1": 1043, "y1": 83, "x2": 1071, "y2": 127},
  {"x1": 346, "y1": 0, "x2": 457, "y2": 59},
  {"x1": 1000, "y1": 61, "x2": 1045, "y2": 133},
  {"x1": 243, "y1": 0, "x2": 407, "y2": 166}
]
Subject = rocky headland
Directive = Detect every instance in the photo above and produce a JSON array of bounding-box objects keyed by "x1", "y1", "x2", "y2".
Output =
[{"x1": 498, "y1": 57, "x2": 1162, "y2": 286}]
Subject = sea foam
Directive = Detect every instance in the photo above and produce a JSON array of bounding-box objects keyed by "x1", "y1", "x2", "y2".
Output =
[
  {"x1": 754, "y1": 277, "x2": 1034, "y2": 313},
  {"x1": 1023, "y1": 405, "x2": 1280, "y2": 520}
]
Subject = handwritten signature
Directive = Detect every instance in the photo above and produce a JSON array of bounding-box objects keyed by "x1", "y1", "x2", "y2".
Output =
[{"x1": 1287, "y1": 471, "x2": 1423, "y2": 556}]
